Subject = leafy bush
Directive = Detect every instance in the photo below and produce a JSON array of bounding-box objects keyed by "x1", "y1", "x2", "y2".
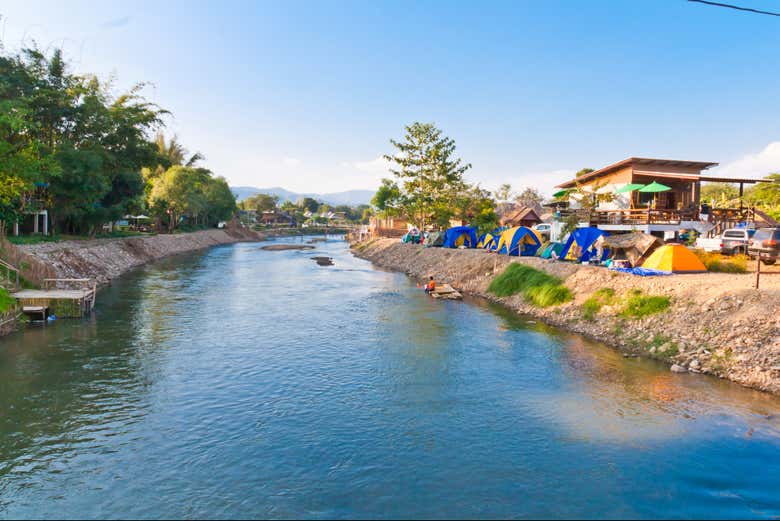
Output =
[
  {"x1": 582, "y1": 287, "x2": 616, "y2": 321},
  {"x1": 488, "y1": 263, "x2": 572, "y2": 307},
  {"x1": 620, "y1": 292, "x2": 671, "y2": 318},
  {"x1": 0, "y1": 288, "x2": 16, "y2": 313},
  {"x1": 693, "y1": 250, "x2": 747, "y2": 273}
]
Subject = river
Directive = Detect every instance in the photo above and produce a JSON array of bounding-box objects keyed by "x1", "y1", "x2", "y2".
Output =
[{"x1": 0, "y1": 238, "x2": 779, "y2": 519}]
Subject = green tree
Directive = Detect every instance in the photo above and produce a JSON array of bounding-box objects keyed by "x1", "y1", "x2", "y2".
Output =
[
  {"x1": 244, "y1": 193, "x2": 279, "y2": 213},
  {"x1": 383, "y1": 122, "x2": 471, "y2": 228},
  {"x1": 701, "y1": 182, "x2": 739, "y2": 205},
  {"x1": 575, "y1": 168, "x2": 594, "y2": 178},
  {"x1": 371, "y1": 178, "x2": 401, "y2": 217},
  {"x1": 299, "y1": 197, "x2": 320, "y2": 214},
  {"x1": 747, "y1": 173, "x2": 780, "y2": 206}
]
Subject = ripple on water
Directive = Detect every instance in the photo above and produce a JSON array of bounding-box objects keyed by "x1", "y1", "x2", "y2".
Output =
[{"x1": 0, "y1": 240, "x2": 779, "y2": 519}]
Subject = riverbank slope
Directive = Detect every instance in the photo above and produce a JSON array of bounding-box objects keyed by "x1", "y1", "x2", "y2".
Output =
[
  {"x1": 354, "y1": 239, "x2": 780, "y2": 394},
  {"x1": 16, "y1": 227, "x2": 261, "y2": 285}
]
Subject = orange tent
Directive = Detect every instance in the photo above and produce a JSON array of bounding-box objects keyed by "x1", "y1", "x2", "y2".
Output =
[{"x1": 641, "y1": 244, "x2": 706, "y2": 273}]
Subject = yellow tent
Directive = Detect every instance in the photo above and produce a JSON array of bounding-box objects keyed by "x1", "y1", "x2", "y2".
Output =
[{"x1": 641, "y1": 244, "x2": 706, "y2": 273}]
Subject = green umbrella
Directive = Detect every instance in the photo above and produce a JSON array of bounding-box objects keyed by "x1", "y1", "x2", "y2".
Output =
[
  {"x1": 552, "y1": 189, "x2": 572, "y2": 198},
  {"x1": 614, "y1": 183, "x2": 646, "y2": 194},
  {"x1": 638, "y1": 181, "x2": 672, "y2": 192}
]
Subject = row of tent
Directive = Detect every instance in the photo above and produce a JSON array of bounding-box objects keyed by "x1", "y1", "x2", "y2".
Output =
[{"x1": 405, "y1": 224, "x2": 707, "y2": 273}]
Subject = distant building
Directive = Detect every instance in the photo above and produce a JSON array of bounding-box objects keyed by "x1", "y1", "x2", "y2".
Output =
[
  {"x1": 12, "y1": 183, "x2": 49, "y2": 236},
  {"x1": 259, "y1": 211, "x2": 296, "y2": 227},
  {"x1": 369, "y1": 216, "x2": 408, "y2": 238},
  {"x1": 499, "y1": 206, "x2": 542, "y2": 228},
  {"x1": 238, "y1": 209, "x2": 258, "y2": 224}
]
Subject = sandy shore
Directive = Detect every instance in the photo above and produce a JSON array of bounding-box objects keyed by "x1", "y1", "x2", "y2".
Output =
[{"x1": 354, "y1": 239, "x2": 780, "y2": 395}]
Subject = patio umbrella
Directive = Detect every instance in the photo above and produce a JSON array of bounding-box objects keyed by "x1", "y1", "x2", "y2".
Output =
[
  {"x1": 615, "y1": 183, "x2": 646, "y2": 194},
  {"x1": 638, "y1": 181, "x2": 671, "y2": 193},
  {"x1": 552, "y1": 189, "x2": 571, "y2": 198},
  {"x1": 638, "y1": 181, "x2": 672, "y2": 208}
]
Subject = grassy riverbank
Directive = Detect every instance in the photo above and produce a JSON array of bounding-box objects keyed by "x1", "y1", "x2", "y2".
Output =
[{"x1": 353, "y1": 239, "x2": 780, "y2": 395}]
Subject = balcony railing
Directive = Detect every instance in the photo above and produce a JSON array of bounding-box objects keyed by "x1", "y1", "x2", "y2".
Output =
[{"x1": 555, "y1": 207, "x2": 754, "y2": 227}]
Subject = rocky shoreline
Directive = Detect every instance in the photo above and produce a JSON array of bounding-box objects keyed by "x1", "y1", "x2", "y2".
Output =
[
  {"x1": 16, "y1": 227, "x2": 262, "y2": 285},
  {"x1": 353, "y1": 239, "x2": 780, "y2": 395}
]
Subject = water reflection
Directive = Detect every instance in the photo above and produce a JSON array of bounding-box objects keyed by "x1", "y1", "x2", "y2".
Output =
[{"x1": 482, "y1": 302, "x2": 780, "y2": 444}]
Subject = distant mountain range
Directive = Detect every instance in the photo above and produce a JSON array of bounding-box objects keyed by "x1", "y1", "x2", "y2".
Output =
[{"x1": 231, "y1": 186, "x2": 374, "y2": 206}]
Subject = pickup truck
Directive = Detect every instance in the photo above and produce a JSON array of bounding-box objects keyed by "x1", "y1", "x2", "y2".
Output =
[
  {"x1": 720, "y1": 228, "x2": 756, "y2": 255},
  {"x1": 694, "y1": 228, "x2": 756, "y2": 254}
]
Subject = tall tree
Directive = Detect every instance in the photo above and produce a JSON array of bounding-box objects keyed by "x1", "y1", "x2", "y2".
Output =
[
  {"x1": 515, "y1": 187, "x2": 544, "y2": 208},
  {"x1": 383, "y1": 122, "x2": 471, "y2": 228},
  {"x1": 495, "y1": 183, "x2": 513, "y2": 202}
]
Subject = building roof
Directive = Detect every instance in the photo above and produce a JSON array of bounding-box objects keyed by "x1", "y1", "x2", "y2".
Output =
[
  {"x1": 699, "y1": 176, "x2": 771, "y2": 184},
  {"x1": 500, "y1": 206, "x2": 541, "y2": 225},
  {"x1": 556, "y1": 157, "x2": 719, "y2": 189}
]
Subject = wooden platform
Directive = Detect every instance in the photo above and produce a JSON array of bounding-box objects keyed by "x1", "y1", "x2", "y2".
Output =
[
  {"x1": 13, "y1": 279, "x2": 96, "y2": 318},
  {"x1": 14, "y1": 289, "x2": 93, "y2": 300}
]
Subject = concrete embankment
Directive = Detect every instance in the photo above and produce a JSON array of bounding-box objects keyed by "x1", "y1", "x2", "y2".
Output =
[
  {"x1": 354, "y1": 239, "x2": 780, "y2": 395},
  {"x1": 16, "y1": 228, "x2": 261, "y2": 285}
]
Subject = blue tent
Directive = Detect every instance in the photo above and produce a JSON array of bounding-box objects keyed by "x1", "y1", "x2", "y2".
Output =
[
  {"x1": 559, "y1": 227, "x2": 610, "y2": 262},
  {"x1": 495, "y1": 226, "x2": 543, "y2": 256},
  {"x1": 442, "y1": 226, "x2": 478, "y2": 248}
]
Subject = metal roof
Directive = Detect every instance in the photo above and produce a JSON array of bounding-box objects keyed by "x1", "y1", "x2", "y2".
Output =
[{"x1": 556, "y1": 157, "x2": 719, "y2": 188}]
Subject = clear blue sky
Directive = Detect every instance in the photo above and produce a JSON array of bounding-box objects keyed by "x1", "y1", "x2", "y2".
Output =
[{"x1": 2, "y1": 0, "x2": 779, "y2": 195}]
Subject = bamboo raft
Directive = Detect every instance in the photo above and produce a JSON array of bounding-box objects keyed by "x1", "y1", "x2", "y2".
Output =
[{"x1": 429, "y1": 283, "x2": 463, "y2": 300}]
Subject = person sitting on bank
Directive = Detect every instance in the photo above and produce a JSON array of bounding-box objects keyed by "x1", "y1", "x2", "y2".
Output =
[{"x1": 424, "y1": 276, "x2": 436, "y2": 293}]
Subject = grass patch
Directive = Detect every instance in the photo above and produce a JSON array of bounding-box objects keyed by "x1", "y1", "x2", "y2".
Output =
[
  {"x1": 582, "y1": 287, "x2": 616, "y2": 321},
  {"x1": 488, "y1": 263, "x2": 572, "y2": 307},
  {"x1": 6, "y1": 230, "x2": 151, "y2": 245},
  {"x1": 693, "y1": 250, "x2": 747, "y2": 273},
  {"x1": 0, "y1": 288, "x2": 16, "y2": 313},
  {"x1": 620, "y1": 290, "x2": 671, "y2": 318}
]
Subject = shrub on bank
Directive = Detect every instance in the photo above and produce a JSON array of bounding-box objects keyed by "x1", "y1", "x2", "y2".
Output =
[
  {"x1": 582, "y1": 287, "x2": 616, "y2": 321},
  {"x1": 488, "y1": 263, "x2": 572, "y2": 307},
  {"x1": 620, "y1": 290, "x2": 671, "y2": 318},
  {"x1": 693, "y1": 250, "x2": 748, "y2": 273},
  {"x1": 0, "y1": 288, "x2": 16, "y2": 313}
]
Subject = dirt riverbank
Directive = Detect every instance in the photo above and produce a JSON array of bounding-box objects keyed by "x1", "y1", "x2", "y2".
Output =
[
  {"x1": 354, "y1": 239, "x2": 780, "y2": 395},
  {"x1": 17, "y1": 227, "x2": 261, "y2": 285}
]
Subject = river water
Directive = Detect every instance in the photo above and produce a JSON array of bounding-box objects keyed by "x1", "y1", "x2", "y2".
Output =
[{"x1": 0, "y1": 238, "x2": 779, "y2": 519}]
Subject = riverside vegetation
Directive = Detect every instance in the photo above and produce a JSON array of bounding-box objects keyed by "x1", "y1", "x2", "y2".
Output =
[{"x1": 0, "y1": 27, "x2": 236, "y2": 238}]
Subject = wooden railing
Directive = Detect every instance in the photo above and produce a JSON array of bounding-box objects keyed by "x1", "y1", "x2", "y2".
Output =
[
  {"x1": 42, "y1": 278, "x2": 97, "y2": 312},
  {"x1": 0, "y1": 258, "x2": 20, "y2": 290},
  {"x1": 557, "y1": 207, "x2": 755, "y2": 228}
]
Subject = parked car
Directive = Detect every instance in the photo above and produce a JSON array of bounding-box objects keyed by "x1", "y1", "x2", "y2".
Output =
[
  {"x1": 533, "y1": 223, "x2": 552, "y2": 240},
  {"x1": 748, "y1": 227, "x2": 779, "y2": 265},
  {"x1": 719, "y1": 228, "x2": 756, "y2": 255}
]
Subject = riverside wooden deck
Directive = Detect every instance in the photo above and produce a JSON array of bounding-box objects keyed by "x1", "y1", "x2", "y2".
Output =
[{"x1": 13, "y1": 279, "x2": 96, "y2": 318}]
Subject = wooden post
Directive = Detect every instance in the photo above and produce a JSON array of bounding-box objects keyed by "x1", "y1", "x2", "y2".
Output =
[
  {"x1": 739, "y1": 183, "x2": 744, "y2": 214},
  {"x1": 755, "y1": 253, "x2": 761, "y2": 289}
]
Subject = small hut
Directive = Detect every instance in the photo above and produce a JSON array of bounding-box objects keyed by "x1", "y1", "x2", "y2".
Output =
[
  {"x1": 499, "y1": 206, "x2": 542, "y2": 228},
  {"x1": 602, "y1": 232, "x2": 662, "y2": 267}
]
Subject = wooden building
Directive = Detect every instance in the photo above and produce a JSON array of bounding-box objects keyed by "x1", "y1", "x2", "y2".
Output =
[
  {"x1": 554, "y1": 157, "x2": 769, "y2": 237},
  {"x1": 500, "y1": 206, "x2": 542, "y2": 228}
]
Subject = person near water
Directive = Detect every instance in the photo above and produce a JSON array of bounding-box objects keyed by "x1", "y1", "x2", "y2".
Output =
[{"x1": 424, "y1": 276, "x2": 436, "y2": 294}]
